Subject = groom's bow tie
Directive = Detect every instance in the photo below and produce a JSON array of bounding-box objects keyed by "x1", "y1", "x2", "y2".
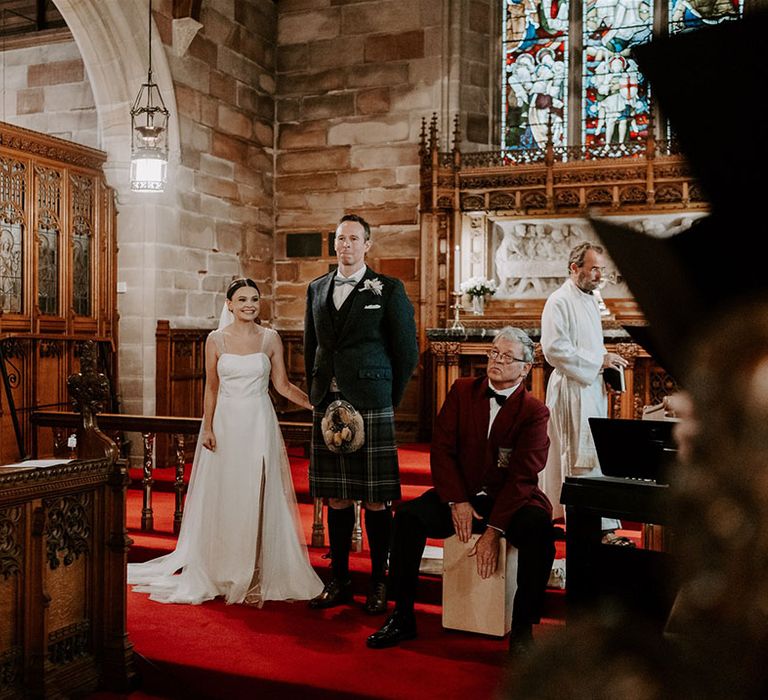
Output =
[
  {"x1": 335, "y1": 276, "x2": 357, "y2": 287},
  {"x1": 486, "y1": 386, "x2": 508, "y2": 406}
]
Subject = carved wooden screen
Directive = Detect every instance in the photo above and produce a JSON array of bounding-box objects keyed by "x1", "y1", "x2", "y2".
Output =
[{"x1": 0, "y1": 121, "x2": 117, "y2": 464}]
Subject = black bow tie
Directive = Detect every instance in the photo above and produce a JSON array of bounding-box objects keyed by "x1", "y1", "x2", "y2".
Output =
[{"x1": 486, "y1": 387, "x2": 507, "y2": 406}]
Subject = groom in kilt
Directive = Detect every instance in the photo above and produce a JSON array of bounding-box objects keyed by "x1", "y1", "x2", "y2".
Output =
[{"x1": 304, "y1": 213, "x2": 418, "y2": 614}]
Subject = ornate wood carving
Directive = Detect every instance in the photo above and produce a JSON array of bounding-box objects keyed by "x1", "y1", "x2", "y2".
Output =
[
  {"x1": 0, "y1": 460, "x2": 107, "y2": 501},
  {"x1": 0, "y1": 122, "x2": 106, "y2": 171},
  {"x1": 0, "y1": 156, "x2": 26, "y2": 224},
  {"x1": 419, "y1": 118, "x2": 709, "y2": 361},
  {"x1": 0, "y1": 648, "x2": 21, "y2": 689},
  {"x1": 44, "y1": 493, "x2": 91, "y2": 569},
  {"x1": 0, "y1": 506, "x2": 22, "y2": 579},
  {"x1": 0, "y1": 121, "x2": 117, "y2": 465},
  {"x1": 39, "y1": 339, "x2": 63, "y2": 358},
  {"x1": 48, "y1": 621, "x2": 91, "y2": 665},
  {"x1": 68, "y1": 340, "x2": 110, "y2": 417},
  {"x1": 0, "y1": 454, "x2": 134, "y2": 696}
]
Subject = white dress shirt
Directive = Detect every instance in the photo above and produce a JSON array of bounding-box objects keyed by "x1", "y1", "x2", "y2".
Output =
[
  {"x1": 332, "y1": 265, "x2": 367, "y2": 309},
  {"x1": 487, "y1": 380, "x2": 520, "y2": 436}
]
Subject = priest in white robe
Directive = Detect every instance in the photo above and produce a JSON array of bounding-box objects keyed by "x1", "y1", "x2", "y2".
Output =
[{"x1": 540, "y1": 242, "x2": 627, "y2": 531}]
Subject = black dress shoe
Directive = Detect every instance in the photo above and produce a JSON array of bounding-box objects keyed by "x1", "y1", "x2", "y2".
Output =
[
  {"x1": 366, "y1": 610, "x2": 417, "y2": 649},
  {"x1": 508, "y1": 626, "x2": 534, "y2": 658},
  {"x1": 308, "y1": 578, "x2": 352, "y2": 609},
  {"x1": 363, "y1": 581, "x2": 388, "y2": 615}
]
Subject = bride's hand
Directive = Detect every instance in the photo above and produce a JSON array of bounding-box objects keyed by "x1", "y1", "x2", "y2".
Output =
[{"x1": 201, "y1": 429, "x2": 216, "y2": 452}]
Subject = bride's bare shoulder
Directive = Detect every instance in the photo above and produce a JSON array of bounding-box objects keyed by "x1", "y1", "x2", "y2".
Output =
[
  {"x1": 260, "y1": 326, "x2": 281, "y2": 349},
  {"x1": 207, "y1": 329, "x2": 225, "y2": 348}
]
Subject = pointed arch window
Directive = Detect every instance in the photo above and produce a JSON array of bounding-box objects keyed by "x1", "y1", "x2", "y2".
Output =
[
  {"x1": 0, "y1": 158, "x2": 26, "y2": 314},
  {"x1": 36, "y1": 167, "x2": 63, "y2": 316},
  {"x1": 501, "y1": 0, "x2": 743, "y2": 158},
  {"x1": 502, "y1": 1, "x2": 570, "y2": 152}
]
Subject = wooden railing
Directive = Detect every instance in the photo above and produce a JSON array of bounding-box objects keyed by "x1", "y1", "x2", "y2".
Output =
[
  {"x1": 31, "y1": 411, "x2": 200, "y2": 535},
  {"x1": 30, "y1": 412, "x2": 325, "y2": 542}
]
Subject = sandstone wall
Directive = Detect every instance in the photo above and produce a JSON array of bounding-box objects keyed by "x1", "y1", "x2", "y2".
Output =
[
  {"x1": 0, "y1": 0, "x2": 499, "y2": 429},
  {"x1": 274, "y1": 0, "x2": 498, "y2": 328},
  {"x1": 274, "y1": 0, "x2": 445, "y2": 330},
  {"x1": 150, "y1": 0, "x2": 278, "y2": 326},
  {"x1": 1, "y1": 35, "x2": 98, "y2": 149},
  {"x1": 110, "y1": 0, "x2": 279, "y2": 415}
]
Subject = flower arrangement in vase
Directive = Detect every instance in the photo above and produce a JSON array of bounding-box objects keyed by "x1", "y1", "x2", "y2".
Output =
[{"x1": 460, "y1": 277, "x2": 497, "y2": 315}]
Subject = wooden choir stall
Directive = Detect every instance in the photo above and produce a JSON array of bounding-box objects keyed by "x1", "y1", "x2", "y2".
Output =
[
  {"x1": 0, "y1": 120, "x2": 118, "y2": 467},
  {"x1": 0, "y1": 341, "x2": 134, "y2": 697}
]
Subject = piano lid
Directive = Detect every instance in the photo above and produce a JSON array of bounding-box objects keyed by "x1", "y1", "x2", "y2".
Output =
[{"x1": 589, "y1": 417, "x2": 676, "y2": 484}]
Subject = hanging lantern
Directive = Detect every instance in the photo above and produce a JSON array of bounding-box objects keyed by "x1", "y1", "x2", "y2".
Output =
[{"x1": 130, "y1": 0, "x2": 169, "y2": 192}]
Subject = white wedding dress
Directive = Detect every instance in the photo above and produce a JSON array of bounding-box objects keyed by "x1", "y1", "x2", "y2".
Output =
[{"x1": 128, "y1": 337, "x2": 323, "y2": 605}]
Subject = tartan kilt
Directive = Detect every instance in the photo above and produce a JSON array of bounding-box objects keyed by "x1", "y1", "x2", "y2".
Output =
[{"x1": 310, "y1": 401, "x2": 401, "y2": 502}]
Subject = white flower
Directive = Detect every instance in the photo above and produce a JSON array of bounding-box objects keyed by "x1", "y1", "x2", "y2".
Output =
[
  {"x1": 459, "y1": 276, "x2": 497, "y2": 297},
  {"x1": 362, "y1": 278, "x2": 384, "y2": 296}
]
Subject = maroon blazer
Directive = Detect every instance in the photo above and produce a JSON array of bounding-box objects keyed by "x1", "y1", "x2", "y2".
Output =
[{"x1": 430, "y1": 376, "x2": 552, "y2": 531}]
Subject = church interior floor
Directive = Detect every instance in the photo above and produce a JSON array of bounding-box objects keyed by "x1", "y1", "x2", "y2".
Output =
[{"x1": 110, "y1": 444, "x2": 641, "y2": 698}]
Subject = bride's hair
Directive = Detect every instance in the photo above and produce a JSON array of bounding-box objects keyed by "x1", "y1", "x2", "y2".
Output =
[{"x1": 226, "y1": 277, "x2": 260, "y2": 300}]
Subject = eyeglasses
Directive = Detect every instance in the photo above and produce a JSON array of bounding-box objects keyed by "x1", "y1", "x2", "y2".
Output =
[{"x1": 487, "y1": 349, "x2": 528, "y2": 364}]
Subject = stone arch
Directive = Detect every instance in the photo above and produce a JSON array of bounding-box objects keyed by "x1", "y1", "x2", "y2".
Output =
[
  {"x1": 53, "y1": 0, "x2": 180, "y2": 180},
  {"x1": 53, "y1": 0, "x2": 183, "y2": 415}
]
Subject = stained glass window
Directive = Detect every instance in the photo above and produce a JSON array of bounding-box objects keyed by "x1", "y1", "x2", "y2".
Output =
[
  {"x1": 583, "y1": 0, "x2": 652, "y2": 155},
  {"x1": 73, "y1": 234, "x2": 91, "y2": 317},
  {"x1": 501, "y1": 1, "x2": 570, "y2": 151},
  {"x1": 669, "y1": 0, "x2": 743, "y2": 34},
  {"x1": 500, "y1": 1, "x2": 743, "y2": 157},
  {"x1": 0, "y1": 158, "x2": 25, "y2": 314}
]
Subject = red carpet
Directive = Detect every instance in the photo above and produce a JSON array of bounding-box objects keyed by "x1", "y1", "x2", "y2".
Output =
[
  {"x1": 102, "y1": 444, "x2": 576, "y2": 698},
  {"x1": 121, "y1": 593, "x2": 531, "y2": 699}
]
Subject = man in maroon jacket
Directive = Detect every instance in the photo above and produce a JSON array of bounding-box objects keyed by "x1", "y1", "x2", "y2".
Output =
[{"x1": 367, "y1": 327, "x2": 555, "y2": 654}]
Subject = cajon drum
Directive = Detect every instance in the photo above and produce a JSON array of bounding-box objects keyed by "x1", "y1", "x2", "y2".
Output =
[{"x1": 442, "y1": 534, "x2": 518, "y2": 636}]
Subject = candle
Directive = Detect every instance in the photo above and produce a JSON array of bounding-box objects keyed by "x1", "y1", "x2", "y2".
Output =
[{"x1": 454, "y1": 244, "x2": 460, "y2": 292}]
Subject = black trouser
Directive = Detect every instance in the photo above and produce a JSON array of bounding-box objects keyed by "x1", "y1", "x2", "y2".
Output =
[{"x1": 387, "y1": 489, "x2": 556, "y2": 626}]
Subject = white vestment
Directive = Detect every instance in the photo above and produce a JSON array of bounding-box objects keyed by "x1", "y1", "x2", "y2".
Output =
[{"x1": 540, "y1": 279, "x2": 619, "y2": 526}]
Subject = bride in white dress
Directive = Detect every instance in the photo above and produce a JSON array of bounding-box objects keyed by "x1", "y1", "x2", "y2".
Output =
[{"x1": 128, "y1": 278, "x2": 323, "y2": 605}]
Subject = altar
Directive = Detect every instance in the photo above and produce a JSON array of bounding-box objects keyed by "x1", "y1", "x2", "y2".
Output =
[{"x1": 424, "y1": 327, "x2": 673, "y2": 436}]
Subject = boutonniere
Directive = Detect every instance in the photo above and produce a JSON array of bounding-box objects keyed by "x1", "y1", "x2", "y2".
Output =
[{"x1": 361, "y1": 278, "x2": 383, "y2": 296}]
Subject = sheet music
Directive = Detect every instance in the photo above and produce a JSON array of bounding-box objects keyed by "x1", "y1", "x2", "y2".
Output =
[{"x1": 0, "y1": 459, "x2": 75, "y2": 470}]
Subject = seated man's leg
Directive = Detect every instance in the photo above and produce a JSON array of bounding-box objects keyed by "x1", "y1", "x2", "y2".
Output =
[
  {"x1": 389, "y1": 489, "x2": 454, "y2": 610},
  {"x1": 367, "y1": 489, "x2": 453, "y2": 648},
  {"x1": 505, "y1": 505, "x2": 556, "y2": 651}
]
